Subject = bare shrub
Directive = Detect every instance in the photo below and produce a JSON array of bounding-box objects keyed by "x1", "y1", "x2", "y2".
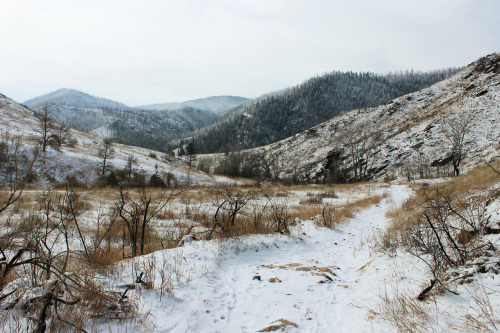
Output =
[
  {"x1": 206, "y1": 185, "x2": 260, "y2": 240},
  {"x1": 318, "y1": 203, "x2": 336, "y2": 228},
  {"x1": 395, "y1": 185, "x2": 493, "y2": 283},
  {"x1": 268, "y1": 200, "x2": 291, "y2": 234},
  {"x1": 115, "y1": 187, "x2": 180, "y2": 257},
  {"x1": 0, "y1": 189, "x2": 136, "y2": 331}
]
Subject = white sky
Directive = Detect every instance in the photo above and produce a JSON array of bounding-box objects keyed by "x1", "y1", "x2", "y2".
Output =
[{"x1": 1, "y1": 0, "x2": 499, "y2": 106}]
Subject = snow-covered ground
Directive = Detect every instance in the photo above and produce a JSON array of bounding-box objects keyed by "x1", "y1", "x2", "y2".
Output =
[
  {"x1": 1, "y1": 179, "x2": 498, "y2": 332},
  {"x1": 94, "y1": 182, "x2": 500, "y2": 333},
  {"x1": 94, "y1": 184, "x2": 482, "y2": 332}
]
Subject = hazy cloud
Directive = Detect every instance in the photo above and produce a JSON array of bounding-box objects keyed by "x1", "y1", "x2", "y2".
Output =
[{"x1": 1, "y1": 0, "x2": 498, "y2": 105}]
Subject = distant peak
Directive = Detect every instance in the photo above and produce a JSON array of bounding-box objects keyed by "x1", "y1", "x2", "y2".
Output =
[{"x1": 24, "y1": 88, "x2": 129, "y2": 109}]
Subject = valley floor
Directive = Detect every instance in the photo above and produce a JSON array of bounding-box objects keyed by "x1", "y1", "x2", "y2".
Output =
[{"x1": 107, "y1": 185, "x2": 433, "y2": 332}]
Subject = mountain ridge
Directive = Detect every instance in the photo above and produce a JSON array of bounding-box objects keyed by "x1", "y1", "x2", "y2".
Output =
[
  {"x1": 25, "y1": 88, "x2": 250, "y2": 114},
  {"x1": 138, "y1": 95, "x2": 250, "y2": 114},
  {"x1": 23, "y1": 89, "x2": 221, "y2": 151},
  {"x1": 188, "y1": 68, "x2": 460, "y2": 154},
  {"x1": 199, "y1": 53, "x2": 499, "y2": 183},
  {"x1": 24, "y1": 88, "x2": 129, "y2": 109}
]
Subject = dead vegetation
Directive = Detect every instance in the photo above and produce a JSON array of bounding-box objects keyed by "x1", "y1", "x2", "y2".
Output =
[
  {"x1": 0, "y1": 181, "x2": 306, "y2": 330},
  {"x1": 292, "y1": 192, "x2": 387, "y2": 228},
  {"x1": 379, "y1": 162, "x2": 499, "y2": 254},
  {"x1": 373, "y1": 161, "x2": 500, "y2": 331},
  {"x1": 257, "y1": 318, "x2": 298, "y2": 332}
]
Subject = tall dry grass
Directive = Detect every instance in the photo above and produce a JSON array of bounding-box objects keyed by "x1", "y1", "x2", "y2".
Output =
[
  {"x1": 378, "y1": 161, "x2": 500, "y2": 251},
  {"x1": 291, "y1": 192, "x2": 388, "y2": 227}
]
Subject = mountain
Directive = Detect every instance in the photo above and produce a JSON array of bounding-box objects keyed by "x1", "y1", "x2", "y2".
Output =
[
  {"x1": 138, "y1": 95, "x2": 250, "y2": 114},
  {"x1": 24, "y1": 88, "x2": 129, "y2": 109},
  {"x1": 23, "y1": 89, "x2": 219, "y2": 151},
  {"x1": 0, "y1": 92, "x2": 231, "y2": 186},
  {"x1": 201, "y1": 53, "x2": 499, "y2": 183},
  {"x1": 189, "y1": 69, "x2": 460, "y2": 154}
]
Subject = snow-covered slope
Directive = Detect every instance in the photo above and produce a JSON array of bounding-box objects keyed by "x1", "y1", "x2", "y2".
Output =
[
  {"x1": 24, "y1": 88, "x2": 129, "y2": 109},
  {"x1": 22, "y1": 90, "x2": 219, "y2": 151},
  {"x1": 139, "y1": 95, "x2": 250, "y2": 114},
  {"x1": 245, "y1": 53, "x2": 500, "y2": 182},
  {"x1": 0, "y1": 93, "x2": 232, "y2": 186}
]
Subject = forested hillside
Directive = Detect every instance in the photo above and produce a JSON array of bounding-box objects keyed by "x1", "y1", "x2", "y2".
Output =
[
  {"x1": 109, "y1": 107, "x2": 218, "y2": 150},
  {"x1": 26, "y1": 102, "x2": 219, "y2": 151},
  {"x1": 192, "y1": 69, "x2": 459, "y2": 153}
]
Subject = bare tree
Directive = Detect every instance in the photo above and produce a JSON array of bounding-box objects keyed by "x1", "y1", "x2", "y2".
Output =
[
  {"x1": 98, "y1": 138, "x2": 115, "y2": 175},
  {"x1": 257, "y1": 149, "x2": 285, "y2": 180},
  {"x1": 186, "y1": 141, "x2": 197, "y2": 185},
  {"x1": 33, "y1": 105, "x2": 55, "y2": 153},
  {"x1": 126, "y1": 154, "x2": 138, "y2": 179},
  {"x1": 340, "y1": 121, "x2": 381, "y2": 181},
  {"x1": 51, "y1": 123, "x2": 73, "y2": 149},
  {"x1": 443, "y1": 116, "x2": 472, "y2": 176},
  {"x1": 0, "y1": 133, "x2": 38, "y2": 213},
  {"x1": 115, "y1": 187, "x2": 179, "y2": 257}
]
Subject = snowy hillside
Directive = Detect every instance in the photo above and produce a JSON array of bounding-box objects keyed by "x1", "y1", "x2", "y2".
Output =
[
  {"x1": 233, "y1": 53, "x2": 500, "y2": 182},
  {"x1": 190, "y1": 69, "x2": 459, "y2": 153},
  {"x1": 24, "y1": 88, "x2": 129, "y2": 109},
  {"x1": 139, "y1": 95, "x2": 250, "y2": 114},
  {"x1": 23, "y1": 89, "x2": 219, "y2": 151},
  {"x1": 0, "y1": 93, "x2": 231, "y2": 186}
]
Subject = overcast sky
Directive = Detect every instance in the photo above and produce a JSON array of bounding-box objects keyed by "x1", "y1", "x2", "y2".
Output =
[{"x1": 1, "y1": 0, "x2": 499, "y2": 106}]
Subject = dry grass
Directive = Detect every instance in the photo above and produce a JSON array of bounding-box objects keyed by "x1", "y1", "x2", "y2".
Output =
[
  {"x1": 290, "y1": 187, "x2": 387, "y2": 226},
  {"x1": 289, "y1": 205, "x2": 325, "y2": 221},
  {"x1": 278, "y1": 182, "x2": 372, "y2": 192},
  {"x1": 155, "y1": 209, "x2": 179, "y2": 220},
  {"x1": 369, "y1": 283, "x2": 437, "y2": 333},
  {"x1": 441, "y1": 162, "x2": 500, "y2": 192},
  {"x1": 177, "y1": 186, "x2": 212, "y2": 203},
  {"x1": 333, "y1": 193, "x2": 388, "y2": 224},
  {"x1": 204, "y1": 214, "x2": 277, "y2": 240},
  {"x1": 257, "y1": 318, "x2": 298, "y2": 332},
  {"x1": 379, "y1": 160, "x2": 500, "y2": 251}
]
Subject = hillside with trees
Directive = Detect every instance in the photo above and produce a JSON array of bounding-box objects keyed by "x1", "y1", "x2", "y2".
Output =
[{"x1": 191, "y1": 69, "x2": 459, "y2": 153}]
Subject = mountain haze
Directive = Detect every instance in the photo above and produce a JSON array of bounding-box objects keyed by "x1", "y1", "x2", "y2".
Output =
[{"x1": 139, "y1": 95, "x2": 250, "y2": 114}]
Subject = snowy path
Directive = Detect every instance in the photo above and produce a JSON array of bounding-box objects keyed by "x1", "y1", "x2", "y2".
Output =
[{"x1": 126, "y1": 185, "x2": 412, "y2": 332}]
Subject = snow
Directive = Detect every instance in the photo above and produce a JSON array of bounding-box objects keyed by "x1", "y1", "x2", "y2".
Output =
[
  {"x1": 90, "y1": 182, "x2": 498, "y2": 332},
  {"x1": 102, "y1": 185, "x2": 419, "y2": 332},
  {"x1": 223, "y1": 54, "x2": 500, "y2": 183},
  {"x1": 0, "y1": 93, "x2": 235, "y2": 186}
]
